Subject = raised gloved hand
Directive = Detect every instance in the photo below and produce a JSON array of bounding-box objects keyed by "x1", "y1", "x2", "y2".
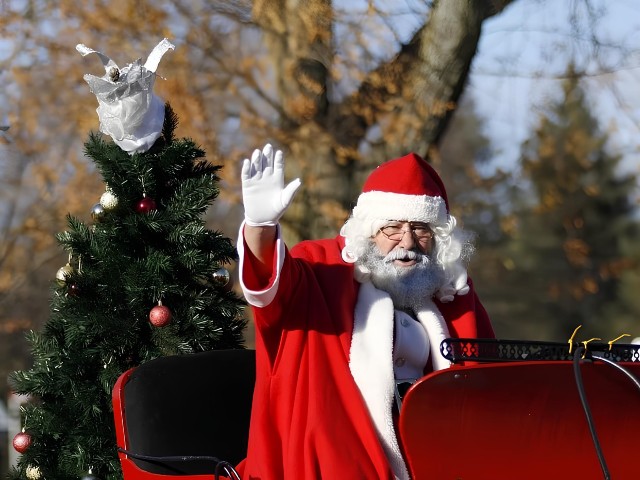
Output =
[{"x1": 241, "y1": 143, "x2": 301, "y2": 227}]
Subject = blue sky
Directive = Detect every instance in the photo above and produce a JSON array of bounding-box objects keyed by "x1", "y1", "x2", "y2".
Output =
[
  {"x1": 333, "y1": 0, "x2": 640, "y2": 175},
  {"x1": 470, "y1": 0, "x2": 640, "y2": 173}
]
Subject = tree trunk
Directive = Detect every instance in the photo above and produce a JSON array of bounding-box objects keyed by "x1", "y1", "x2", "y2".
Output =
[{"x1": 254, "y1": 0, "x2": 512, "y2": 241}]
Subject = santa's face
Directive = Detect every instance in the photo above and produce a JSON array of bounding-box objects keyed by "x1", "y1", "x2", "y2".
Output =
[
  {"x1": 359, "y1": 225, "x2": 443, "y2": 309},
  {"x1": 372, "y1": 221, "x2": 433, "y2": 263}
]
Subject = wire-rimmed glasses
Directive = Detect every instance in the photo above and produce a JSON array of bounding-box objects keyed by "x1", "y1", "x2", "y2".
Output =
[{"x1": 378, "y1": 221, "x2": 433, "y2": 242}]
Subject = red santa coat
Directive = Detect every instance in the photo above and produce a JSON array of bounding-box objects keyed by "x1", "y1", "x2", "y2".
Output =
[{"x1": 236, "y1": 228, "x2": 494, "y2": 479}]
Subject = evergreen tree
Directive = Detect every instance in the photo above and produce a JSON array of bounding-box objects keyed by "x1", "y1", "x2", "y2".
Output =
[
  {"x1": 437, "y1": 94, "x2": 518, "y2": 338},
  {"x1": 7, "y1": 105, "x2": 246, "y2": 480},
  {"x1": 504, "y1": 71, "x2": 638, "y2": 340}
]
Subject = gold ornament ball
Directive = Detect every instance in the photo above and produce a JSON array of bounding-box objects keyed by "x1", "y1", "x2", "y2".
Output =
[
  {"x1": 91, "y1": 202, "x2": 106, "y2": 222},
  {"x1": 56, "y1": 263, "x2": 74, "y2": 285},
  {"x1": 26, "y1": 466, "x2": 41, "y2": 480},
  {"x1": 100, "y1": 190, "x2": 119, "y2": 210}
]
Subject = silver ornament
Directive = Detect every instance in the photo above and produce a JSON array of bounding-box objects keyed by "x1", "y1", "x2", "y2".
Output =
[
  {"x1": 91, "y1": 202, "x2": 106, "y2": 222},
  {"x1": 56, "y1": 263, "x2": 74, "y2": 285},
  {"x1": 212, "y1": 267, "x2": 230, "y2": 287},
  {"x1": 100, "y1": 190, "x2": 119, "y2": 210}
]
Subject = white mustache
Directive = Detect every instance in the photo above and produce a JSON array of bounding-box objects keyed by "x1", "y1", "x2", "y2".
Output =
[{"x1": 384, "y1": 248, "x2": 421, "y2": 263}]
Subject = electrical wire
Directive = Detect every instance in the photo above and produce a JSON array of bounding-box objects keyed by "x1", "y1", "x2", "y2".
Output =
[
  {"x1": 116, "y1": 447, "x2": 241, "y2": 479},
  {"x1": 572, "y1": 347, "x2": 610, "y2": 480},
  {"x1": 573, "y1": 350, "x2": 640, "y2": 480},
  {"x1": 215, "y1": 460, "x2": 242, "y2": 480},
  {"x1": 591, "y1": 354, "x2": 640, "y2": 393}
]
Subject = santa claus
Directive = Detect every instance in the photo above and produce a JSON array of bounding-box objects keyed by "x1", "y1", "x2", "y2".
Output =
[{"x1": 236, "y1": 144, "x2": 495, "y2": 479}]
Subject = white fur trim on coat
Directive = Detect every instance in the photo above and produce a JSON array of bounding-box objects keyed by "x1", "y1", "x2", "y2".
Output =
[
  {"x1": 349, "y1": 283, "x2": 453, "y2": 479},
  {"x1": 350, "y1": 281, "x2": 409, "y2": 480},
  {"x1": 237, "y1": 221, "x2": 285, "y2": 308},
  {"x1": 414, "y1": 301, "x2": 452, "y2": 371}
]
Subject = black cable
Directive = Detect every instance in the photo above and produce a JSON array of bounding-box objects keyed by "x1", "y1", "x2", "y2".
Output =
[
  {"x1": 572, "y1": 347, "x2": 610, "y2": 480},
  {"x1": 117, "y1": 446, "x2": 222, "y2": 464},
  {"x1": 215, "y1": 460, "x2": 242, "y2": 480},
  {"x1": 117, "y1": 447, "x2": 241, "y2": 479}
]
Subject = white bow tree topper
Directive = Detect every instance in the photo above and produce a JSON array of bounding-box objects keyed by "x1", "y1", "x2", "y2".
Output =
[{"x1": 76, "y1": 38, "x2": 175, "y2": 154}]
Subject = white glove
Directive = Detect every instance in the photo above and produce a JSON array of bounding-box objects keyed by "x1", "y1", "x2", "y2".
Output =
[{"x1": 241, "y1": 143, "x2": 301, "y2": 227}]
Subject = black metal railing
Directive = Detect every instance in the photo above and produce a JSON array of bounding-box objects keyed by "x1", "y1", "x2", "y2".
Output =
[{"x1": 441, "y1": 338, "x2": 640, "y2": 364}]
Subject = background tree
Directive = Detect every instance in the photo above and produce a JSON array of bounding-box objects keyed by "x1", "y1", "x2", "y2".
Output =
[
  {"x1": 0, "y1": 1, "x2": 639, "y2": 474},
  {"x1": 0, "y1": 0, "x2": 513, "y2": 240},
  {"x1": 0, "y1": 0, "x2": 514, "y2": 403},
  {"x1": 497, "y1": 70, "x2": 639, "y2": 340},
  {"x1": 435, "y1": 94, "x2": 522, "y2": 338},
  {"x1": 7, "y1": 102, "x2": 246, "y2": 479},
  {"x1": 251, "y1": 0, "x2": 513, "y2": 241},
  {"x1": 0, "y1": 124, "x2": 104, "y2": 406},
  {"x1": 0, "y1": 0, "x2": 638, "y2": 415}
]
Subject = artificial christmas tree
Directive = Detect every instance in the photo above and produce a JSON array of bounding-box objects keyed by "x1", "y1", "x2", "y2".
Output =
[{"x1": 8, "y1": 40, "x2": 246, "y2": 480}]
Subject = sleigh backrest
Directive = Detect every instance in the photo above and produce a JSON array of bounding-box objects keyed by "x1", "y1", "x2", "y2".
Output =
[{"x1": 113, "y1": 349, "x2": 255, "y2": 478}]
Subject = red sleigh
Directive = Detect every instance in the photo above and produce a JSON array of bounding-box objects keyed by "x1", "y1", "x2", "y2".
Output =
[{"x1": 112, "y1": 340, "x2": 640, "y2": 479}]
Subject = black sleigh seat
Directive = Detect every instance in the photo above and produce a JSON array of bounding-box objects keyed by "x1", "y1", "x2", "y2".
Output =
[{"x1": 112, "y1": 348, "x2": 256, "y2": 479}]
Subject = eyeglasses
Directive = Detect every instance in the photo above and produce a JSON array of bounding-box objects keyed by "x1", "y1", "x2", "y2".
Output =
[{"x1": 378, "y1": 222, "x2": 433, "y2": 242}]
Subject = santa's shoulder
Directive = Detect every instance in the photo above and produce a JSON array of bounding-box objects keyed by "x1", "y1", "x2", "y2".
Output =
[{"x1": 290, "y1": 235, "x2": 347, "y2": 265}]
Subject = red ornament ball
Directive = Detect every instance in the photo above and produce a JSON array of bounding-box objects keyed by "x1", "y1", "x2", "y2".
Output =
[
  {"x1": 136, "y1": 196, "x2": 157, "y2": 214},
  {"x1": 13, "y1": 431, "x2": 32, "y2": 453},
  {"x1": 149, "y1": 304, "x2": 172, "y2": 327}
]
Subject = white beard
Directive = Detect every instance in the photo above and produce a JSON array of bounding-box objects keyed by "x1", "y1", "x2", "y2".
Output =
[{"x1": 358, "y1": 242, "x2": 444, "y2": 311}]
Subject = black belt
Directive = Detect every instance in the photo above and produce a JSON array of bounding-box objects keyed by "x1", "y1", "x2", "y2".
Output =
[{"x1": 394, "y1": 380, "x2": 416, "y2": 412}]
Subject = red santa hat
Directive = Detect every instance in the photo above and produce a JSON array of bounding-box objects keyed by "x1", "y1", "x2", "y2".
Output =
[{"x1": 350, "y1": 152, "x2": 449, "y2": 236}]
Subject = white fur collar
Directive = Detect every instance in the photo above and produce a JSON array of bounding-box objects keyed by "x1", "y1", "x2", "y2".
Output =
[{"x1": 349, "y1": 282, "x2": 452, "y2": 480}]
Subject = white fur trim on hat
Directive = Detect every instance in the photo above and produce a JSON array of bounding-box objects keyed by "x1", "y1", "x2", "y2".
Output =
[{"x1": 352, "y1": 191, "x2": 448, "y2": 237}]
